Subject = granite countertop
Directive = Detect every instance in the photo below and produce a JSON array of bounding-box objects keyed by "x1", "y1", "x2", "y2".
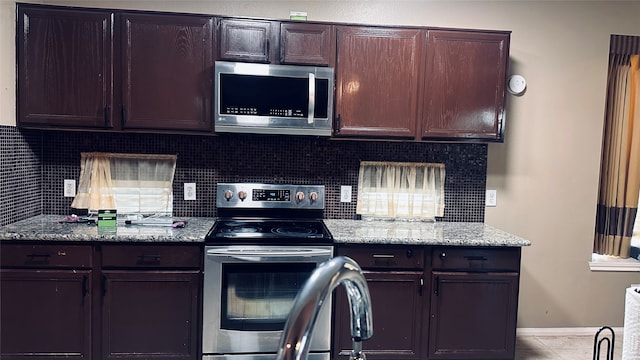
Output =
[
  {"x1": 324, "y1": 219, "x2": 531, "y2": 247},
  {"x1": 0, "y1": 215, "x2": 215, "y2": 243},
  {"x1": 1, "y1": 215, "x2": 530, "y2": 247}
]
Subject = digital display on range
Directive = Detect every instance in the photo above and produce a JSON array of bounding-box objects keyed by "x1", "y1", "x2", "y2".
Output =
[{"x1": 253, "y1": 189, "x2": 290, "y2": 202}]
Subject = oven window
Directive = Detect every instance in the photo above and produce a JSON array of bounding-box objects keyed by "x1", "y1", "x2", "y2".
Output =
[{"x1": 221, "y1": 262, "x2": 316, "y2": 331}]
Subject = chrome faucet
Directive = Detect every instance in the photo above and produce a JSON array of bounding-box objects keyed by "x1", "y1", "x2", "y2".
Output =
[{"x1": 275, "y1": 256, "x2": 374, "y2": 360}]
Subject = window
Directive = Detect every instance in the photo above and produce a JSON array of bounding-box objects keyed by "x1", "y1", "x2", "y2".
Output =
[
  {"x1": 591, "y1": 35, "x2": 640, "y2": 271},
  {"x1": 356, "y1": 161, "x2": 445, "y2": 220},
  {"x1": 71, "y1": 152, "x2": 177, "y2": 216}
]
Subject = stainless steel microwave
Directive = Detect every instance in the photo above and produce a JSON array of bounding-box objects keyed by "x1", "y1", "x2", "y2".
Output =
[{"x1": 214, "y1": 61, "x2": 334, "y2": 136}]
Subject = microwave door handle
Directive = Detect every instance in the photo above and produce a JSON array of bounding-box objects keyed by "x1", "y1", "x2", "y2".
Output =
[{"x1": 308, "y1": 73, "x2": 315, "y2": 124}]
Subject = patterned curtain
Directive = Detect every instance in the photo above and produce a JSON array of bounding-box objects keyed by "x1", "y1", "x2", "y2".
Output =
[{"x1": 594, "y1": 35, "x2": 640, "y2": 257}]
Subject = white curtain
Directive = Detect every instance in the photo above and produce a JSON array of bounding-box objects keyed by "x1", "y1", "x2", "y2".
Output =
[
  {"x1": 71, "y1": 152, "x2": 177, "y2": 215},
  {"x1": 356, "y1": 161, "x2": 445, "y2": 220}
]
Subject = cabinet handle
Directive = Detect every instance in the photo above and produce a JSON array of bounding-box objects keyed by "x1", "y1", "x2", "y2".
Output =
[
  {"x1": 335, "y1": 114, "x2": 341, "y2": 133},
  {"x1": 419, "y1": 277, "x2": 424, "y2": 296},
  {"x1": 26, "y1": 254, "x2": 50, "y2": 263},
  {"x1": 439, "y1": 251, "x2": 446, "y2": 259},
  {"x1": 264, "y1": 39, "x2": 270, "y2": 62},
  {"x1": 464, "y1": 255, "x2": 488, "y2": 261},
  {"x1": 406, "y1": 249, "x2": 413, "y2": 258},
  {"x1": 372, "y1": 254, "x2": 394, "y2": 258},
  {"x1": 101, "y1": 275, "x2": 107, "y2": 297},
  {"x1": 82, "y1": 275, "x2": 88, "y2": 297},
  {"x1": 434, "y1": 275, "x2": 440, "y2": 296},
  {"x1": 137, "y1": 254, "x2": 161, "y2": 264},
  {"x1": 104, "y1": 105, "x2": 110, "y2": 127},
  {"x1": 121, "y1": 105, "x2": 127, "y2": 127}
]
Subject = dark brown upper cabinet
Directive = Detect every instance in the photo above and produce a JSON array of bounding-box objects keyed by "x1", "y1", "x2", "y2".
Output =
[
  {"x1": 17, "y1": 4, "x2": 215, "y2": 133},
  {"x1": 280, "y1": 22, "x2": 335, "y2": 66},
  {"x1": 422, "y1": 30, "x2": 509, "y2": 141},
  {"x1": 17, "y1": 5, "x2": 114, "y2": 129},
  {"x1": 333, "y1": 26, "x2": 423, "y2": 138},
  {"x1": 218, "y1": 18, "x2": 277, "y2": 63},
  {"x1": 121, "y1": 13, "x2": 214, "y2": 131}
]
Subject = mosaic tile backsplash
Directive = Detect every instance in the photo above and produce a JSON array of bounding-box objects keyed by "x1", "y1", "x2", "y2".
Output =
[{"x1": 1, "y1": 125, "x2": 487, "y2": 226}]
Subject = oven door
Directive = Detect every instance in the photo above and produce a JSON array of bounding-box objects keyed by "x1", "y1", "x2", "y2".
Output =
[{"x1": 202, "y1": 245, "x2": 334, "y2": 356}]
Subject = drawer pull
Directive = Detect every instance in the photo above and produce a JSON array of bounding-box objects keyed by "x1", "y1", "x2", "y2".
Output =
[
  {"x1": 464, "y1": 256, "x2": 488, "y2": 261},
  {"x1": 137, "y1": 254, "x2": 161, "y2": 263},
  {"x1": 26, "y1": 254, "x2": 50, "y2": 263},
  {"x1": 439, "y1": 251, "x2": 446, "y2": 259},
  {"x1": 372, "y1": 254, "x2": 395, "y2": 258}
]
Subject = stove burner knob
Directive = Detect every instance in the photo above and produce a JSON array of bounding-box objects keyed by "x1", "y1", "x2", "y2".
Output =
[
  {"x1": 296, "y1": 191, "x2": 305, "y2": 203},
  {"x1": 309, "y1": 192, "x2": 318, "y2": 202},
  {"x1": 238, "y1": 191, "x2": 247, "y2": 201},
  {"x1": 223, "y1": 190, "x2": 234, "y2": 201}
]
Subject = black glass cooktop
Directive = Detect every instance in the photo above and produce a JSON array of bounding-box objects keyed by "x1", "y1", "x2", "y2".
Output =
[{"x1": 205, "y1": 218, "x2": 333, "y2": 244}]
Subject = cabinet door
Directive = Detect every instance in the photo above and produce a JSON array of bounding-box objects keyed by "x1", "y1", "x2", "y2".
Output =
[
  {"x1": 101, "y1": 270, "x2": 200, "y2": 360},
  {"x1": 429, "y1": 272, "x2": 519, "y2": 359},
  {"x1": 121, "y1": 13, "x2": 214, "y2": 131},
  {"x1": 219, "y1": 19, "x2": 274, "y2": 63},
  {"x1": 333, "y1": 271, "x2": 424, "y2": 360},
  {"x1": 423, "y1": 30, "x2": 509, "y2": 141},
  {"x1": 17, "y1": 5, "x2": 114, "y2": 128},
  {"x1": 280, "y1": 23, "x2": 335, "y2": 66},
  {"x1": 0, "y1": 269, "x2": 92, "y2": 360},
  {"x1": 334, "y1": 26, "x2": 423, "y2": 138}
]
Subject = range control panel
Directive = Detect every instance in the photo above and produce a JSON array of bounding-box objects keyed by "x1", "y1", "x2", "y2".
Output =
[{"x1": 216, "y1": 183, "x2": 325, "y2": 209}]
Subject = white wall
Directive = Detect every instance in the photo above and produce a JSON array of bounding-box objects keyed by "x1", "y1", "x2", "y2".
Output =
[{"x1": 2, "y1": 0, "x2": 640, "y2": 327}]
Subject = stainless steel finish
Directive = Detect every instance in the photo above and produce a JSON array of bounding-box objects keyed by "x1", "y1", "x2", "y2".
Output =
[
  {"x1": 275, "y1": 256, "x2": 374, "y2": 360},
  {"x1": 308, "y1": 73, "x2": 315, "y2": 125},
  {"x1": 216, "y1": 183, "x2": 325, "y2": 210},
  {"x1": 214, "y1": 61, "x2": 334, "y2": 136},
  {"x1": 206, "y1": 247, "x2": 333, "y2": 259},
  {"x1": 203, "y1": 353, "x2": 330, "y2": 360},
  {"x1": 202, "y1": 245, "x2": 334, "y2": 356}
]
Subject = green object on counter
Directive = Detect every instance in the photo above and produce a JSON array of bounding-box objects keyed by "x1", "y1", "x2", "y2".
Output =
[{"x1": 98, "y1": 209, "x2": 117, "y2": 227}]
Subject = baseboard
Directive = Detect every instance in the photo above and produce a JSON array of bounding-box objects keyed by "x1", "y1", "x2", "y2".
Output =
[{"x1": 517, "y1": 327, "x2": 624, "y2": 336}]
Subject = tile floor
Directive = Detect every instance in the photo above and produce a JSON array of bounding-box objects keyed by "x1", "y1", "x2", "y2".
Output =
[{"x1": 515, "y1": 334, "x2": 624, "y2": 360}]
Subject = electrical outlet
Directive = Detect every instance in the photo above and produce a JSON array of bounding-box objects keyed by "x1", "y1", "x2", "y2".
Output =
[
  {"x1": 485, "y1": 189, "x2": 497, "y2": 207},
  {"x1": 64, "y1": 179, "x2": 76, "y2": 197},
  {"x1": 340, "y1": 186, "x2": 352, "y2": 203},
  {"x1": 184, "y1": 183, "x2": 196, "y2": 201}
]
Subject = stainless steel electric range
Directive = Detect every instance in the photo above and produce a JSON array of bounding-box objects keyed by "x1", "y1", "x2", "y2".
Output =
[{"x1": 202, "y1": 183, "x2": 333, "y2": 360}]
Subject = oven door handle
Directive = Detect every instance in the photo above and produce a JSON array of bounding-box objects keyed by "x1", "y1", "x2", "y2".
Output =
[{"x1": 206, "y1": 247, "x2": 332, "y2": 260}]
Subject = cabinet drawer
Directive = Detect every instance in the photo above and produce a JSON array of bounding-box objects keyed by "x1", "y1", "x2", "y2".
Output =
[
  {"x1": 0, "y1": 244, "x2": 92, "y2": 268},
  {"x1": 101, "y1": 245, "x2": 201, "y2": 268},
  {"x1": 431, "y1": 247, "x2": 520, "y2": 271},
  {"x1": 337, "y1": 246, "x2": 424, "y2": 269}
]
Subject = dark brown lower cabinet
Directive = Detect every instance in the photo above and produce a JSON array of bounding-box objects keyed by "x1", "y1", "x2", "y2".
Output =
[
  {"x1": 333, "y1": 246, "x2": 426, "y2": 360},
  {"x1": 0, "y1": 243, "x2": 202, "y2": 360},
  {"x1": 333, "y1": 246, "x2": 521, "y2": 360},
  {"x1": 0, "y1": 270, "x2": 92, "y2": 360},
  {"x1": 99, "y1": 244, "x2": 202, "y2": 360},
  {"x1": 428, "y1": 272, "x2": 519, "y2": 359},
  {"x1": 0, "y1": 243, "x2": 93, "y2": 360},
  {"x1": 101, "y1": 270, "x2": 200, "y2": 360},
  {"x1": 428, "y1": 247, "x2": 520, "y2": 360},
  {"x1": 334, "y1": 271, "x2": 425, "y2": 360}
]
